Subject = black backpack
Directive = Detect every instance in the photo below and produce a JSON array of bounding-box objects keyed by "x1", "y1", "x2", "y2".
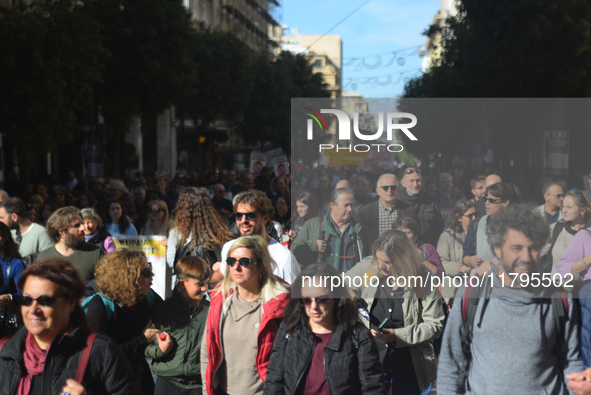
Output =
[{"x1": 457, "y1": 275, "x2": 568, "y2": 393}]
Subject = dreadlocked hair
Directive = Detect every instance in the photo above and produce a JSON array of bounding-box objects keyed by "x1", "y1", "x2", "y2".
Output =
[{"x1": 171, "y1": 187, "x2": 236, "y2": 250}]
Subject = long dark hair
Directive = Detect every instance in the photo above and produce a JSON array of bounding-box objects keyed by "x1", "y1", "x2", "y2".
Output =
[
  {"x1": 447, "y1": 199, "x2": 477, "y2": 233},
  {"x1": 296, "y1": 192, "x2": 319, "y2": 220},
  {"x1": 0, "y1": 222, "x2": 22, "y2": 260},
  {"x1": 283, "y1": 264, "x2": 360, "y2": 335},
  {"x1": 103, "y1": 198, "x2": 130, "y2": 233}
]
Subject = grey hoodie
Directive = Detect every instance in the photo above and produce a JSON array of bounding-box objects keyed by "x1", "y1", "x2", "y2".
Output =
[{"x1": 438, "y1": 266, "x2": 583, "y2": 394}]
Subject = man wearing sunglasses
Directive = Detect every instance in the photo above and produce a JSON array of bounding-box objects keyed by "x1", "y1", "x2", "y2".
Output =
[
  {"x1": 535, "y1": 182, "x2": 565, "y2": 225},
  {"x1": 36, "y1": 206, "x2": 103, "y2": 281},
  {"x1": 397, "y1": 167, "x2": 444, "y2": 246},
  {"x1": 292, "y1": 188, "x2": 370, "y2": 272},
  {"x1": 211, "y1": 191, "x2": 300, "y2": 286},
  {"x1": 359, "y1": 173, "x2": 413, "y2": 247}
]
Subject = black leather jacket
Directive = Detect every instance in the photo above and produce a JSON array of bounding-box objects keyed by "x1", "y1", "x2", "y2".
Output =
[
  {"x1": 263, "y1": 320, "x2": 383, "y2": 395},
  {"x1": 0, "y1": 323, "x2": 141, "y2": 395}
]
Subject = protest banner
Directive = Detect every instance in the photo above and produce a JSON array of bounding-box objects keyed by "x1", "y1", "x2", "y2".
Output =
[{"x1": 112, "y1": 235, "x2": 171, "y2": 299}]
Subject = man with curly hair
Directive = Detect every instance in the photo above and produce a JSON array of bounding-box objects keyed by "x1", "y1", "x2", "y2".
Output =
[{"x1": 438, "y1": 204, "x2": 584, "y2": 394}]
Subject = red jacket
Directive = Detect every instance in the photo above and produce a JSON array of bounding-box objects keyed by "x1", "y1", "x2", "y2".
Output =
[{"x1": 204, "y1": 283, "x2": 290, "y2": 395}]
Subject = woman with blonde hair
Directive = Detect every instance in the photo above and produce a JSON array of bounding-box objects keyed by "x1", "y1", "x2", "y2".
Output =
[
  {"x1": 167, "y1": 188, "x2": 235, "y2": 269},
  {"x1": 201, "y1": 235, "x2": 290, "y2": 395},
  {"x1": 141, "y1": 200, "x2": 172, "y2": 237},
  {"x1": 84, "y1": 249, "x2": 163, "y2": 394},
  {"x1": 344, "y1": 230, "x2": 445, "y2": 395}
]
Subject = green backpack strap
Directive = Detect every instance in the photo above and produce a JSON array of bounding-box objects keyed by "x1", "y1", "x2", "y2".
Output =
[
  {"x1": 422, "y1": 244, "x2": 428, "y2": 260},
  {"x1": 145, "y1": 290, "x2": 156, "y2": 309},
  {"x1": 82, "y1": 293, "x2": 115, "y2": 322}
]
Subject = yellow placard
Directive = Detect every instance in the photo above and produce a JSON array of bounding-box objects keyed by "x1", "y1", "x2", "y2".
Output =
[{"x1": 112, "y1": 236, "x2": 167, "y2": 257}]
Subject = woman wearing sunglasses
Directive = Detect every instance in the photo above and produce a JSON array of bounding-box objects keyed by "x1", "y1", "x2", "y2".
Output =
[
  {"x1": 141, "y1": 200, "x2": 172, "y2": 237},
  {"x1": 201, "y1": 235, "x2": 290, "y2": 395},
  {"x1": 81, "y1": 208, "x2": 116, "y2": 254},
  {"x1": 462, "y1": 182, "x2": 519, "y2": 271},
  {"x1": 0, "y1": 258, "x2": 141, "y2": 395},
  {"x1": 84, "y1": 249, "x2": 162, "y2": 394},
  {"x1": 344, "y1": 230, "x2": 445, "y2": 395},
  {"x1": 167, "y1": 188, "x2": 235, "y2": 272},
  {"x1": 263, "y1": 264, "x2": 383, "y2": 395},
  {"x1": 436, "y1": 199, "x2": 478, "y2": 300}
]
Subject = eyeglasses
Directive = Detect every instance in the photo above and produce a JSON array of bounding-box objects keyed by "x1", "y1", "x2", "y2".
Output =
[
  {"x1": 235, "y1": 211, "x2": 261, "y2": 221},
  {"x1": 227, "y1": 257, "x2": 255, "y2": 267},
  {"x1": 54, "y1": 193, "x2": 65, "y2": 197},
  {"x1": 276, "y1": 200, "x2": 287, "y2": 204},
  {"x1": 404, "y1": 168, "x2": 421, "y2": 175},
  {"x1": 379, "y1": 185, "x2": 398, "y2": 192},
  {"x1": 151, "y1": 208, "x2": 163, "y2": 213},
  {"x1": 300, "y1": 296, "x2": 331, "y2": 307},
  {"x1": 20, "y1": 295, "x2": 64, "y2": 307},
  {"x1": 570, "y1": 188, "x2": 583, "y2": 195},
  {"x1": 463, "y1": 213, "x2": 479, "y2": 219},
  {"x1": 548, "y1": 194, "x2": 565, "y2": 199},
  {"x1": 141, "y1": 263, "x2": 153, "y2": 278},
  {"x1": 484, "y1": 198, "x2": 504, "y2": 204}
]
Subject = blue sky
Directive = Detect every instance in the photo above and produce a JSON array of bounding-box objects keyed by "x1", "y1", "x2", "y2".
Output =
[{"x1": 281, "y1": 0, "x2": 441, "y2": 98}]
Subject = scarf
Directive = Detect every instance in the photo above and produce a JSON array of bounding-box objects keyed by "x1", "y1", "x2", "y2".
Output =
[
  {"x1": 18, "y1": 332, "x2": 49, "y2": 395},
  {"x1": 18, "y1": 323, "x2": 73, "y2": 395}
]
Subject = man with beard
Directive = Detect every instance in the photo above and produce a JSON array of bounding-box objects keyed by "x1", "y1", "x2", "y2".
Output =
[
  {"x1": 397, "y1": 167, "x2": 444, "y2": 245},
  {"x1": 36, "y1": 206, "x2": 103, "y2": 281},
  {"x1": 0, "y1": 197, "x2": 53, "y2": 262},
  {"x1": 210, "y1": 190, "x2": 300, "y2": 287},
  {"x1": 438, "y1": 204, "x2": 583, "y2": 394}
]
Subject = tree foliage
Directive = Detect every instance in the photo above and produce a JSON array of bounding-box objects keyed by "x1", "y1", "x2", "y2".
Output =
[
  {"x1": 179, "y1": 31, "x2": 253, "y2": 131},
  {"x1": 400, "y1": 0, "x2": 591, "y2": 162},
  {"x1": 85, "y1": 0, "x2": 198, "y2": 130},
  {"x1": 404, "y1": 0, "x2": 591, "y2": 98},
  {"x1": 241, "y1": 51, "x2": 329, "y2": 154},
  {"x1": 0, "y1": 0, "x2": 105, "y2": 161}
]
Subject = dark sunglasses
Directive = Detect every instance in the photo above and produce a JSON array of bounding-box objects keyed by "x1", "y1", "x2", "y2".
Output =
[
  {"x1": 379, "y1": 185, "x2": 398, "y2": 192},
  {"x1": 19, "y1": 295, "x2": 63, "y2": 307},
  {"x1": 227, "y1": 257, "x2": 255, "y2": 267},
  {"x1": 549, "y1": 194, "x2": 565, "y2": 199},
  {"x1": 300, "y1": 296, "x2": 331, "y2": 307},
  {"x1": 484, "y1": 198, "x2": 503, "y2": 204},
  {"x1": 141, "y1": 263, "x2": 153, "y2": 278},
  {"x1": 405, "y1": 168, "x2": 421, "y2": 175},
  {"x1": 235, "y1": 211, "x2": 261, "y2": 221},
  {"x1": 464, "y1": 212, "x2": 479, "y2": 219},
  {"x1": 151, "y1": 208, "x2": 163, "y2": 213}
]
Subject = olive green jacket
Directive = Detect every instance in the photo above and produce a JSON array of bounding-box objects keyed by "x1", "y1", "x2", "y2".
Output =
[
  {"x1": 145, "y1": 295, "x2": 209, "y2": 389},
  {"x1": 344, "y1": 257, "x2": 445, "y2": 390}
]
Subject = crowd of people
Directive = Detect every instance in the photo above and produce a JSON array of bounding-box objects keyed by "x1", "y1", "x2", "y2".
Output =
[{"x1": 0, "y1": 163, "x2": 591, "y2": 394}]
